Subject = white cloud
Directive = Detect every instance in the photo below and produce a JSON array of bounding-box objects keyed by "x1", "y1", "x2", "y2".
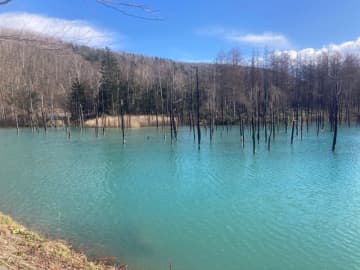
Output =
[
  {"x1": 0, "y1": 12, "x2": 114, "y2": 47},
  {"x1": 276, "y1": 37, "x2": 360, "y2": 61}
]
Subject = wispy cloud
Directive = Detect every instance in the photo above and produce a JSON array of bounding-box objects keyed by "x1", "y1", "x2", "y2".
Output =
[
  {"x1": 0, "y1": 12, "x2": 115, "y2": 48},
  {"x1": 196, "y1": 26, "x2": 228, "y2": 37},
  {"x1": 228, "y1": 33, "x2": 289, "y2": 48},
  {"x1": 197, "y1": 26, "x2": 290, "y2": 49}
]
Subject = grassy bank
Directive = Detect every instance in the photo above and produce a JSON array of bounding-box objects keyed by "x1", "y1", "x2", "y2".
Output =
[{"x1": 0, "y1": 213, "x2": 126, "y2": 270}]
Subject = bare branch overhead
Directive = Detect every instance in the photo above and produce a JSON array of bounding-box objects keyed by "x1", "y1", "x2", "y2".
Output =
[
  {"x1": 0, "y1": 0, "x2": 162, "y2": 20},
  {"x1": 0, "y1": 0, "x2": 12, "y2": 5},
  {"x1": 96, "y1": 0, "x2": 162, "y2": 20}
]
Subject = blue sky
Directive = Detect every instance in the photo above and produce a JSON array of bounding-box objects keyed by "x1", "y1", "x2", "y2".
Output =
[{"x1": 1, "y1": 0, "x2": 360, "y2": 61}]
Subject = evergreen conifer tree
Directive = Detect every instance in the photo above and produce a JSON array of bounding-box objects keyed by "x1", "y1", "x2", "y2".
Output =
[
  {"x1": 69, "y1": 78, "x2": 87, "y2": 121},
  {"x1": 98, "y1": 47, "x2": 119, "y2": 114}
]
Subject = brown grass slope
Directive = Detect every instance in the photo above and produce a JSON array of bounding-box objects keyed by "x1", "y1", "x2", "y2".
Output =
[{"x1": 0, "y1": 213, "x2": 127, "y2": 270}]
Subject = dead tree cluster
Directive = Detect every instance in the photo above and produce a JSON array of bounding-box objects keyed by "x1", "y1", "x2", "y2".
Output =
[{"x1": 0, "y1": 33, "x2": 359, "y2": 151}]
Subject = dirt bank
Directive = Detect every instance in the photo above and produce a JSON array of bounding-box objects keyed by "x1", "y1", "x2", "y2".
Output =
[{"x1": 0, "y1": 213, "x2": 126, "y2": 270}]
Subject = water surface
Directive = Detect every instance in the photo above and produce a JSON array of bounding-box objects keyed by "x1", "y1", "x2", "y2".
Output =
[{"x1": 0, "y1": 126, "x2": 359, "y2": 270}]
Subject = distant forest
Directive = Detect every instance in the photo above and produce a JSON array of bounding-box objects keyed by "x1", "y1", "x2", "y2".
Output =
[{"x1": 0, "y1": 31, "x2": 360, "y2": 147}]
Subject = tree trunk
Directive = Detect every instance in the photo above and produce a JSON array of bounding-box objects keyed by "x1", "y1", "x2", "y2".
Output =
[
  {"x1": 196, "y1": 67, "x2": 201, "y2": 150},
  {"x1": 291, "y1": 119, "x2": 295, "y2": 145},
  {"x1": 251, "y1": 115, "x2": 256, "y2": 154}
]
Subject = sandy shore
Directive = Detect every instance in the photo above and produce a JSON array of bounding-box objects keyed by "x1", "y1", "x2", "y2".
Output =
[{"x1": 0, "y1": 212, "x2": 126, "y2": 270}]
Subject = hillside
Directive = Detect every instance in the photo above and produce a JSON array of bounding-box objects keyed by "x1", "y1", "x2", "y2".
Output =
[
  {"x1": 0, "y1": 30, "x2": 200, "y2": 127},
  {"x1": 0, "y1": 30, "x2": 359, "y2": 132}
]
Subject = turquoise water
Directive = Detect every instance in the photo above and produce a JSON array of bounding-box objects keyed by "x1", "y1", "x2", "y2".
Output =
[{"x1": 0, "y1": 126, "x2": 360, "y2": 270}]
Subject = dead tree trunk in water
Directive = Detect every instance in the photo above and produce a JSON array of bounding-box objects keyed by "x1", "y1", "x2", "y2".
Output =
[
  {"x1": 41, "y1": 95, "x2": 47, "y2": 133},
  {"x1": 268, "y1": 121, "x2": 272, "y2": 152},
  {"x1": 295, "y1": 105, "x2": 299, "y2": 136},
  {"x1": 120, "y1": 99, "x2": 125, "y2": 144},
  {"x1": 170, "y1": 66, "x2": 177, "y2": 142},
  {"x1": 257, "y1": 91, "x2": 260, "y2": 144},
  {"x1": 158, "y1": 67, "x2": 165, "y2": 132},
  {"x1": 209, "y1": 68, "x2": 216, "y2": 143},
  {"x1": 95, "y1": 112, "x2": 99, "y2": 137},
  {"x1": 332, "y1": 102, "x2": 338, "y2": 152},
  {"x1": 102, "y1": 114, "x2": 106, "y2": 136},
  {"x1": 239, "y1": 114, "x2": 242, "y2": 144},
  {"x1": 306, "y1": 111, "x2": 309, "y2": 134},
  {"x1": 291, "y1": 118, "x2": 295, "y2": 145},
  {"x1": 190, "y1": 80, "x2": 196, "y2": 142},
  {"x1": 171, "y1": 110, "x2": 177, "y2": 141},
  {"x1": 65, "y1": 112, "x2": 71, "y2": 139},
  {"x1": 196, "y1": 67, "x2": 201, "y2": 150},
  {"x1": 15, "y1": 113, "x2": 19, "y2": 136},
  {"x1": 209, "y1": 101, "x2": 214, "y2": 143},
  {"x1": 332, "y1": 81, "x2": 341, "y2": 152},
  {"x1": 251, "y1": 114, "x2": 256, "y2": 154},
  {"x1": 28, "y1": 86, "x2": 34, "y2": 132},
  {"x1": 169, "y1": 88, "x2": 174, "y2": 142},
  {"x1": 316, "y1": 112, "x2": 320, "y2": 136},
  {"x1": 272, "y1": 111, "x2": 275, "y2": 141},
  {"x1": 79, "y1": 103, "x2": 85, "y2": 132},
  {"x1": 300, "y1": 111, "x2": 303, "y2": 140},
  {"x1": 241, "y1": 119, "x2": 245, "y2": 148}
]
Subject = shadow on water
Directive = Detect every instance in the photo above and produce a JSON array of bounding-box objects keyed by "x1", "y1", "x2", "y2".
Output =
[{"x1": 116, "y1": 225, "x2": 154, "y2": 258}]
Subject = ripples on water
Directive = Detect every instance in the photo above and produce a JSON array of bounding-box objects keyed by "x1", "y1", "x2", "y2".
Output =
[{"x1": 0, "y1": 126, "x2": 360, "y2": 270}]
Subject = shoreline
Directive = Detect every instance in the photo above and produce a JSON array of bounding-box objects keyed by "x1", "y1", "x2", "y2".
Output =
[
  {"x1": 0, "y1": 114, "x2": 173, "y2": 129},
  {"x1": 0, "y1": 212, "x2": 126, "y2": 270}
]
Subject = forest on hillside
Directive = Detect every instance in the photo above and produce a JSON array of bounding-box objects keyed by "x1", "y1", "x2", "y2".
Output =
[{"x1": 0, "y1": 31, "x2": 360, "y2": 147}]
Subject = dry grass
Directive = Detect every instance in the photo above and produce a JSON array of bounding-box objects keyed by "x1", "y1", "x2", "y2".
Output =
[
  {"x1": 84, "y1": 114, "x2": 171, "y2": 128},
  {"x1": 0, "y1": 213, "x2": 126, "y2": 270}
]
